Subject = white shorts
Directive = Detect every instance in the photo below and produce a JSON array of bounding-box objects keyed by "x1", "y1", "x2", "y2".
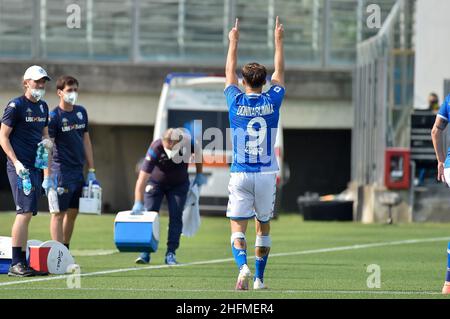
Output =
[
  {"x1": 444, "y1": 168, "x2": 450, "y2": 187},
  {"x1": 226, "y1": 172, "x2": 277, "y2": 223}
]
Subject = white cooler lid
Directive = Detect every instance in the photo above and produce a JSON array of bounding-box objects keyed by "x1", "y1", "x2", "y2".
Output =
[
  {"x1": 115, "y1": 211, "x2": 159, "y2": 223},
  {"x1": 40, "y1": 240, "x2": 75, "y2": 274}
]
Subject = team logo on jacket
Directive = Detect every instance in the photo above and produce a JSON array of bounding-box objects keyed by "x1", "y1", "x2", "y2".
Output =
[
  {"x1": 77, "y1": 112, "x2": 83, "y2": 120},
  {"x1": 25, "y1": 107, "x2": 46, "y2": 123},
  {"x1": 61, "y1": 117, "x2": 85, "y2": 132}
]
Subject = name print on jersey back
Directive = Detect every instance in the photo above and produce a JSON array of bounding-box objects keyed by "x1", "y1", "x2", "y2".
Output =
[{"x1": 225, "y1": 84, "x2": 285, "y2": 173}]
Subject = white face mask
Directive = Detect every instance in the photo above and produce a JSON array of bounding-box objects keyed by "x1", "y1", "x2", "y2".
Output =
[
  {"x1": 163, "y1": 147, "x2": 176, "y2": 159},
  {"x1": 63, "y1": 91, "x2": 78, "y2": 105},
  {"x1": 30, "y1": 88, "x2": 45, "y2": 101}
]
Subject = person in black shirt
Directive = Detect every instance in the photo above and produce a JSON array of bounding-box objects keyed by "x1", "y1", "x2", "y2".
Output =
[
  {"x1": 132, "y1": 128, "x2": 206, "y2": 265},
  {"x1": 0, "y1": 65, "x2": 52, "y2": 277}
]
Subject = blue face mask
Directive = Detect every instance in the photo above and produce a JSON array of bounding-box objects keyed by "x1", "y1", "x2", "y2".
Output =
[{"x1": 30, "y1": 88, "x2": 45, "y2": 101}]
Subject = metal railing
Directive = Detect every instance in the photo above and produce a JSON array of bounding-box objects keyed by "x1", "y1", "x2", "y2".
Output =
[
  {"x1": 352, "y1": 0, "x2": 415, "y2": 186},
  {"x1": 0, "y1": 0, "x2": 399, "y2": 67}
]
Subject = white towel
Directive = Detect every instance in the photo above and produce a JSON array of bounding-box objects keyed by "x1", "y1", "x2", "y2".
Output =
[{"x1": 182, "y1": 183, "x2": 201, "y2": 237}]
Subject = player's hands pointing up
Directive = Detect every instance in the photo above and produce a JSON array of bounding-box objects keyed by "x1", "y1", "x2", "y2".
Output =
[
  {"x1": 229, "y1": 18, "x2": 239, "y2": 42},
  {"x1": 275, "y1": 16, "x2": 284, "y2": 42}
]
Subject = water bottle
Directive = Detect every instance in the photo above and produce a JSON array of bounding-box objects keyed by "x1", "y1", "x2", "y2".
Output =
[
  {"x1": 91, "y1": 183, "x2": 102, "y2": 212},
  {"x1": 34, "y1": 144, "x2": 48, "y2": 169},
  {"x1": 82, "y1": 186, "x2": 89, "y2": 198},
  {"x1": 47, "y1": 188, "x2": 60, "y2": 213},
  {"x1": 91, "y1": 182, "x2": 101, "y2": 198},
  {"x1": 34, "y1": 144, "x2": 43, "y2": 168},
  {"x1": 19, "y1": 170, "x2": 32, "y2": 196}
]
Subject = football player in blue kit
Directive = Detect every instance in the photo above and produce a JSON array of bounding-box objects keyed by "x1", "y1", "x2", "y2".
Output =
[
  {"x1": 0, "y1": 65, "x2": 53, "y2": 277},
  {"x1": 224, "y1": 17, "x2": 285, "y2": 290},
  {"x1": 431, "y1": 93, "x2": 450, "y2": 294},
  {"x1": 43, "y1": 75, "x2": 98, "y2": 251}
]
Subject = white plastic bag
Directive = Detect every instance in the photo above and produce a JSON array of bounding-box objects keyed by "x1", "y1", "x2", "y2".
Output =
[
  {"x1": 48, "y1": 188, "x2": 60, "y2": 213},
  {"x1": 182, "y1": 184, "x2": 201, "y2": 237}
]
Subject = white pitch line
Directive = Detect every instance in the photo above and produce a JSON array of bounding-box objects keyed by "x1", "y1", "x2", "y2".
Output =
[
  {"x1": 0, "y1": 287, "x2": 443, "y2": 296},
  {"x1": 0, "y1": 236, "x2": 449, "y2": 289},
  {"x1": 71, "y1": 249, "x2": 118, "y2": 257}
]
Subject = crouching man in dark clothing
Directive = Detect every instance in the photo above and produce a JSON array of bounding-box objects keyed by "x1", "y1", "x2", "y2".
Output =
[{"x1": 132, "y1": 128, "x2": 206, "y2": 265}]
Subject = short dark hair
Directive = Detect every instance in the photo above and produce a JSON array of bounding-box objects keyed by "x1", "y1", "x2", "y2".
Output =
[
  {"x1": 242, "y1": 63, "x2": 267, "y2": 89},
  {"x1": 56, "y1": 75, "x2": 79, "y2": 91}
]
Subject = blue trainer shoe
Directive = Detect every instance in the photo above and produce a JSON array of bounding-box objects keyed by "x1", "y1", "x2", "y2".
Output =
[
  {"x1": 165, "y1": 252, "x2": 177, "y2": 265},
  {"x1": 135, "y1": 252, "x2": 150, "y2": 264}
]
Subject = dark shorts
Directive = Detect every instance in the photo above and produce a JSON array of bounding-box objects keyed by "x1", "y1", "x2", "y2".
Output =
[
  {"x1": 7, "y1": 167, "x2": 42, "y2": 216},
  {"x1": 56, "y1": 176, "x2": 84, "y2": 212}
]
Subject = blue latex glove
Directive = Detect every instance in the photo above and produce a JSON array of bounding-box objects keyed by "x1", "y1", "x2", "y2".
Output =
[
  {"x1": 131, "y1": 201, "x2": 144, "y2": 215},
  {"x1": 86, "y1": 169, "x2": 97, "y2": 185},
  {"x1": 193, "y1": 173, "x2": 207, "y2": 186},
  {"x1": 42, "y1": 175, "x2": 55, "y2": 196}
]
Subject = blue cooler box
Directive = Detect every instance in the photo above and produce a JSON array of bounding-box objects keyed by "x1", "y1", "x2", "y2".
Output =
[
  {"x1": 114, "y1": 211, "x2": 160, "y2": 253},
  {"x1": 0, "y1": 236, "x2": 12, "y2": 274}
]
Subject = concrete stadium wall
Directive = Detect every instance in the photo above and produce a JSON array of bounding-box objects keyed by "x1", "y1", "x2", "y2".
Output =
[
  {"x1": 0, "y1": 61, "x2": 353, "y2": 129},
  {"x1": 414, "y1": 0, "x2": 450, "y2": 108},
  {"x1": 0, "y1": 90, "x2": 352, "y2": 129},
  {"x1": 0, "y1": 60, "x2": 352, "y2": 99}
]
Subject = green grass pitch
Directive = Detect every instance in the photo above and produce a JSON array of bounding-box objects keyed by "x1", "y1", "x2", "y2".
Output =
[{"x1": 0, "y1": 212, "x2": 449, "y2": 299}]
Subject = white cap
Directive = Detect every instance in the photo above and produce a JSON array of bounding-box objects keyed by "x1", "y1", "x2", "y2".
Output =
[{"x1": 23, "y1": 65, "x2": 51, "y2": 81}]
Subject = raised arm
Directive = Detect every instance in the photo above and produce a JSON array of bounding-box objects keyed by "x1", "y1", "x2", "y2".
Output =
[
  {"x1": 271, "y1": 16, "x2": 285, "y2": 87},
  {"x1": 225, "y1": 18, "x2": 239, "y2": 87},
  {"x1": 432, "y1": 116, "x2": 448, "y2": 183}
]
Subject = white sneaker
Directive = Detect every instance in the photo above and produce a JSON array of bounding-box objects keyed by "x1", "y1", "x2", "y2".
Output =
[
  {"x1": 253, "y1": 277, "x2": 267, "y2": 290},
  {"x1": 235, "y1": 264, "x2": 252, "y2": 290}
]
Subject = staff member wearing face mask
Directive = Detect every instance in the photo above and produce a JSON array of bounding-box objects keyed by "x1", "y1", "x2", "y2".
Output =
[
  {"x1": 0, "y1": 65, "x2": 53, "y2": 277},
  {"x1": 133, "y1": 128, "x2": 206, "y2": 265},
  {"x1": 43, "y1": 75, "x2": 98, "y2": 251}
]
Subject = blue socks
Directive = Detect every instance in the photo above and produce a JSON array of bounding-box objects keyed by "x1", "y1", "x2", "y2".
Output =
[
  {"x1": 255, "y1": 255, "x2": 269, "y2": 282},
  {"x1": 231, "y1": 234, "x2": 270, "y2": 281},
  {"x1": 232, "y1": 243, "x2": 247, "y2": 270},
  {"x1": 446, "y1": 242, "x2": 450, "y2": 282}
]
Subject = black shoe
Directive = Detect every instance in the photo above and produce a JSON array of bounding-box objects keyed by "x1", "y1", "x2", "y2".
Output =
[
  {"x1": 29, "y1": 267, "x2": 49, "y2": 276},
  {"x1": 8, "y1": 262, "x2": 35, "y2": 277}
]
